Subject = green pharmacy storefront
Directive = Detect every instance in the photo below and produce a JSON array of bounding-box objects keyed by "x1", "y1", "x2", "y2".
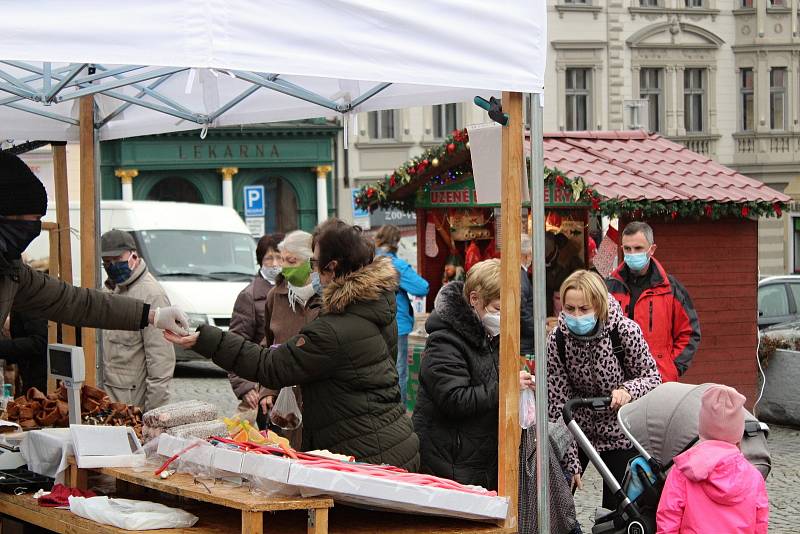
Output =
[{"x1": 101, "y1": 121, "x2": 340, "y2": 233}]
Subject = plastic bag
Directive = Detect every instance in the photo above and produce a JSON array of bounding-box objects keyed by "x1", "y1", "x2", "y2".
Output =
[
  {"x1": 69, "y1": 496, "x2": 199, "y2": 530},
  {"x1": 519, "y1": 388, "x2": 536, "y2": 429},
  {"x1": 270, "y1": 387, "x2": 302, "y2": 430}
]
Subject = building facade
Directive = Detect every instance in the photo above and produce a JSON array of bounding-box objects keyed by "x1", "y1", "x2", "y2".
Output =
[{"x1": 344, "y1": 0, "x2": 800, "y2": 275}]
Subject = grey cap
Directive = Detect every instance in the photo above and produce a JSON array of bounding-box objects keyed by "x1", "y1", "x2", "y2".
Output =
[{"x1": 101, "y1": 229, "x2": 136, "y2": 257}]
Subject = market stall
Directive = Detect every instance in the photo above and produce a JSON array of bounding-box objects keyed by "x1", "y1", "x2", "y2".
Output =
[
  {"x1": 0, "y1": 1, "x2": 551, "y2": 531},
  {"x1": 356, "y1": 128, "x2": 790, "y2": 405}
]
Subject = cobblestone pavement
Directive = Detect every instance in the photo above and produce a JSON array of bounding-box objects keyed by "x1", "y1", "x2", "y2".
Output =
[{"x1": 173, "y1": 363, "x2": 800, "y2": 533}]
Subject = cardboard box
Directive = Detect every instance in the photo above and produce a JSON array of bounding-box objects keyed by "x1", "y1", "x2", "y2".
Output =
[{"x1": 70, "y1": 425, "x2": 145, "y2": 469}]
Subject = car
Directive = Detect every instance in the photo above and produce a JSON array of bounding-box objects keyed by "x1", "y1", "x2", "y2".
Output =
[
  {"x1": 760, "y1": 319, "x2": 800, "y2": 341},
  {"x1": 758, "y1": 275, "x2": 800, "y2": 330}
]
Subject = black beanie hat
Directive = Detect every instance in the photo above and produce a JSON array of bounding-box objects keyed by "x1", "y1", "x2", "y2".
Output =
[{"x1": 0, "y1": 151, "x2": 47, "y2": 216}]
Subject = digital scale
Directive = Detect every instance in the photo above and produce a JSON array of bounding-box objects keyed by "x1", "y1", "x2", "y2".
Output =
[{"x1": 47, "y1": 343, "x2": 86, "y2": 426}]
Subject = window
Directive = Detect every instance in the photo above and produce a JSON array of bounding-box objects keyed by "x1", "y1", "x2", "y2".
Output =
[
  {"x1": 758, "y1": 284, "x2": 789, "y2": 318},
  {"x1": 368, "y1": 110, "x2": 396, "y2": 140},
  {"x1": 741, "y1": 0, "x2": 753, "y2": 6},
  {"x1": 770, "y1": 0, "x2": 786, "y2": 6},
  {"x1": 793, "y1": 218, "x2": 800, "y2": 273},
  {"x1": 639, "y1": 68, "x2": 663, "y2": 133},
  {"x1": 770, "y1": 68, "x2": 787, "y2": 130},
  {"x1": 565, "y1": 68, "x2": 591, "y2": 131},
  {"x1": 684, "y1": 0, "x2": 703, "y2": 7},
  {"x1": 433, "y1": 104, "x2": 459, "y2": 139},
  {"x1": 563, "y1": 0, "x2": 589, "y2": 4},
  {"x1": 683, "y1": 69, "x2": 705, "y2": 133},
  {"x1": 740, "y1": 68, "x2": 754, "y2": 132},
  {"x1": 639, "y1": 0, "x2": 659, "y2": 6}
]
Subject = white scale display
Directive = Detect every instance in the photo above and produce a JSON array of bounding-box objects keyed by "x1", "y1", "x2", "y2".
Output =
[{"x1": 47, "y1": 344, "x2": 86, "y2": 426}]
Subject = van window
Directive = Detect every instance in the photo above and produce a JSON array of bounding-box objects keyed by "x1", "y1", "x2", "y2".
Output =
[
  {"x1": 134, "y1": 230, "x2": 256, "y2": 281},
  {"x1": 758, "y1": 284, "x2": 789, "y2": 318}
]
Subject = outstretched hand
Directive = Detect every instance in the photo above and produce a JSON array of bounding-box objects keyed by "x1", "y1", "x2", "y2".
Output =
[{"x1": 164, "y1": 330, "x2": 199, "y2": 349}]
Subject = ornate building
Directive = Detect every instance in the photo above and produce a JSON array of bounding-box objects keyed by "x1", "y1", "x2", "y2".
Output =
[{"x1": 345, "y1": 0, "x2": 799, "y2": 275}]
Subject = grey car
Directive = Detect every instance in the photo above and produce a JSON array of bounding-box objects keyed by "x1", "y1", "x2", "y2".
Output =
[{"x1": 758, "y1": 275, "x2": 800, "y2": 330}]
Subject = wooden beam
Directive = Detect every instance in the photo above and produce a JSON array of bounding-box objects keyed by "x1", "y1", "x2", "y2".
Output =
[
  {"x1": 52, "y1": 143, "x2": 77, "y2": 349},
  {"x1": 497, "y1": 91, "x2": 523, "y2": 529},
  {"x1": 79, "y1": 95, "x2": 97, "y2": 387}
]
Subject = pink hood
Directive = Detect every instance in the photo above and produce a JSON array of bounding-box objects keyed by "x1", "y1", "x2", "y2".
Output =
[{"x1": 674, "y1": 440, "x2": 752, "y2": 506}]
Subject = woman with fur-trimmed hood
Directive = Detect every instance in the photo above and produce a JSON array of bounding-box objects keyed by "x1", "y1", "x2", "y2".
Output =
[
  {"x1": 413, "y1": 259, "x2": 501, "y2": 490},
  {"x1": 167, "y1": 219, "x2": 419, "y2": 471}
]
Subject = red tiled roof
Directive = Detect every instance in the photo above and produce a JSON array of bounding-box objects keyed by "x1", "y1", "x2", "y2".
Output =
[{"x1": 533, "y1": 130, "x2": 789, "y2": 203}]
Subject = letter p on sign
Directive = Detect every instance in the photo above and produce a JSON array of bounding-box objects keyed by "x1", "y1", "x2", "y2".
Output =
[{"x1": 244, "y1": 185, "x2": 265, "y2": 217}]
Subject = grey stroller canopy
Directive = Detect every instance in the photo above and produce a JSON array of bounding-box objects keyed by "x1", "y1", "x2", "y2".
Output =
[{"x1": 617, "y1": 382, "x2": 771, "y2": 478}]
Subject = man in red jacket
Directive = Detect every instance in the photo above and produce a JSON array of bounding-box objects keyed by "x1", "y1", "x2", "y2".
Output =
[{"x1": 606, "y1": 222, "x2": 701, "y2": 382}]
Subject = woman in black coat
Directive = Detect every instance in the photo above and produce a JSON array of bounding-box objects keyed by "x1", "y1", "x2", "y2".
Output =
[{"x1": 412, "y1": 259, "x2": 500, "y2": 490}]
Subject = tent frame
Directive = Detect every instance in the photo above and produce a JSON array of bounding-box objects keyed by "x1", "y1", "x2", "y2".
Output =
[{"x1": 2, "y1": 61, "x2": 553, "y2": 533}]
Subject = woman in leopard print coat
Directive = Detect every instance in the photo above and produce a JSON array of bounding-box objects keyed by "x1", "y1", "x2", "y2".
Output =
[{"x1": 547, "y1": 270, "x2": 661, "y2": 511}]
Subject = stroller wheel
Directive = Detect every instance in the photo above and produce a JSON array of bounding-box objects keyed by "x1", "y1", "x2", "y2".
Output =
[{"x1": 627, "y1": 521, "x2": 646, "y2": 534}]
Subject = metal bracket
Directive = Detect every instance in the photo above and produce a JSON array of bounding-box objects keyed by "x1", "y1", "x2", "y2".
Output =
[
  {"x1": 474, "y1": 95, "x2": 509, "y2": 126},
  {"x1": 308, "y1": 509, "x2": 317, "y2": 528}
]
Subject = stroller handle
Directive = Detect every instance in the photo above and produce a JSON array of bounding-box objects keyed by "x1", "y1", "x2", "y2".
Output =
[{"x1": 562, "y1": 397, "x2": 612, "y2": 424}]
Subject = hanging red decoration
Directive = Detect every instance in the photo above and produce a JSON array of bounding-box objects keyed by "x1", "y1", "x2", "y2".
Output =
[
  {"x1": 774, "y1": 203, "x2": 783, "y2": 217},
  {"x1": 704, "y1": 204, "x2": 713, "y2": 217},
  {"x1": 671, "y1": 211, "x2": 678, "y2": 220},
  {"x1": 447, "y1": 143, "x2": 456, "y2": 154},
  {"x1": 555, "y1": 175, "x2": 565, "y2": 188},
  {"x1": 741, "y1": 205, "x2": 750, "y2": 217},
  {"x1": 389, "y1": 175, "x2": 396, "y2": 187},
  {"x1": 591, "y1": 197, "x2": 601, "y2": 211}
]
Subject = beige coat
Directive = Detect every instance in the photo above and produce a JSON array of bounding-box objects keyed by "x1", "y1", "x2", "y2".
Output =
[{"x1": 102, "y1": 260, "x2": 174, "y2": 412}]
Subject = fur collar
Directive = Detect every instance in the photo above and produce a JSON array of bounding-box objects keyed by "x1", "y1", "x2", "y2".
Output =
[
  {"x1": 430, "y1": 281, "x2": 487, "y2": 348},
  {"x1": 322, "y1": 256, "x2": 398, "y2": 313}
]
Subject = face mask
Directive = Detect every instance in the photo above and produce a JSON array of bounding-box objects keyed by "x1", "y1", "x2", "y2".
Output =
[
  {"x1": 260, "y1": 265, "x2": 281, "y2": 284},
  {"x1": 282, "y1": 261, "x2": 312, "y2": 286},
  {"x1": 105, "y1": 259, "x2": 133, "y2": 284},
  {"x1": 624, "y1": 252, "x2": 650, "y2": 272},
  {"x1": 311, "y1": 271, "x2": 323, "y2": 296},
  {"x1": 564, "y1": 312, "x2": 597, "y2": 336},
  {"x1": 0, "y1": 218, "x2": 42, "y2": 260},
  {"x1": 482, "y1": 311, "x2": 501, "y2": 337}
]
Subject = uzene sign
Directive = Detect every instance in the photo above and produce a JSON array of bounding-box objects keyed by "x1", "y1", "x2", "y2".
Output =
[{"x1": 430, "y1": 189, "x2": 476, "y2": 205}]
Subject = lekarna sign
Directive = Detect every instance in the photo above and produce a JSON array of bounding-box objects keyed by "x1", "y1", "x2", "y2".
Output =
[{"x1": 244, "y1": 185, "x2": 265, "y2": 217}]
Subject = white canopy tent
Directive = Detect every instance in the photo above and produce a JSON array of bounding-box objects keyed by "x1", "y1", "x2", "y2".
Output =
[
  {"x1": 0, "y1": 2, "x2": 553, "y2": 531},
  {"x1": 0, "y1": 0, "x2": 545, "y2": 141}
]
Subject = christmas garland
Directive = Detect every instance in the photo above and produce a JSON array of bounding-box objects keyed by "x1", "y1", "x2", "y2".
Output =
[{"x1": 354, "y1": 128, "x2": 785, "y2": 220}]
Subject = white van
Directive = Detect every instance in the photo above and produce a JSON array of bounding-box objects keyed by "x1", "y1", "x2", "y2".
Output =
[{"x1": 26, "y1": 201, "x2": 257, "y2": 360}]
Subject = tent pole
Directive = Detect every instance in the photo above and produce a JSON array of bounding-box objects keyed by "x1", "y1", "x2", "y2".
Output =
[
  {"x1": 79, "y1": 94, "x2": 97, "y2": 387},
  {"x1": 498, "y1": 91, "x2": 523, "y2": 530},
  {"x1": 52, "y1": 143, "x2": 77, "y2": 331},
  {"x1": 529, "y1": 92, "x2": 550, "y2": 533}
]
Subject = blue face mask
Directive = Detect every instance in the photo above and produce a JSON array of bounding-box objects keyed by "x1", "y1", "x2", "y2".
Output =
[
  {"x1": 624, "y1": 252, "x2": 650, "y2": 272},
  {"x1": 105, "y1": 260, "x2": 133, "y2": 284},
  {"x1": 311, "y1": 271, "x2": 323, "y2": 296},
  {"x1": 564, "y1": 312, "x2": 597, "y2": 336}
]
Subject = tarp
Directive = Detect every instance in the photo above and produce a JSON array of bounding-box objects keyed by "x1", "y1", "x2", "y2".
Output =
[{"x1": 0, "y1": 0, "x2": 547, "y2": 141}]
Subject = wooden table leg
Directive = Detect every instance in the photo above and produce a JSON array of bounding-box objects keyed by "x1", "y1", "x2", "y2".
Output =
[
  {"x1": 307, "y1": 508, "x2": 328, "y2": 534},
  {"x1": 68, "y1": 465, "x2": 88, "y2": 490},
  {"x1": 241, "y1": 510, "x2": 263, "y2": 534}
]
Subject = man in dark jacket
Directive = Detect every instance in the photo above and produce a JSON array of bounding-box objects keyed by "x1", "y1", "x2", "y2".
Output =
[
  {"x1": 0, "y1": 151, "x2": 190, "y2": 348},
  {"x1": 413, "y1": 260, "x2": 500, "y2": 490},
  {"x1": 165, "y1": 220, "x2": 419, "y2": 471},
  {"x1": 0, "y1": 311, "x2": 47, "y2": 392},
  {"x1": 520, "y1": 233, "x2": 534, "y2": 356},
  {"x1": 606, "y1": 221, "x2": 701, "y2": 382}
]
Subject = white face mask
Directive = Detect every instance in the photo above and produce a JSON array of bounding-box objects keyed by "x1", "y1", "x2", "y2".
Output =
[
  {"x1": 260, "y1": 265, "x2": 281, "y2": 284},
  {"x1": 482, "y1": 311, "x2": 501, "y2": 337}
]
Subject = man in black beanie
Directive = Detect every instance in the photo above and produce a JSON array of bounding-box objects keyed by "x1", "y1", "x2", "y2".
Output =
[{"x1": 0, "y1": 151, "x2": 190, "y2": 345}]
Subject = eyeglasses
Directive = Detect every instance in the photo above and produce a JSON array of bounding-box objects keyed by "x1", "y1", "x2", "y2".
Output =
[{"x1": 310, "y1": 258, "x2": 320, "y2": 268}]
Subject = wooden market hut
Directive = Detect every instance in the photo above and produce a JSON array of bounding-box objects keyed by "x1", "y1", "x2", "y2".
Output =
[{"x1": 356, "y1": 129, "x2": 790, "y2": 406}]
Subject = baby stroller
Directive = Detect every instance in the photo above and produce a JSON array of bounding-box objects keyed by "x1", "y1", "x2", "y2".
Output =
[{"x1": 563, "y1": 382, "x2": 771, "y2": 534}]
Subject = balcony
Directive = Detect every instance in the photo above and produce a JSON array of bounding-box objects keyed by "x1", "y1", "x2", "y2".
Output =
[
  {"x1": 666, "y1": 134, "x2": 720, "y2": 157},
  {"x1": 733, "y1": 132, "x2": 800, "y2": 165}
]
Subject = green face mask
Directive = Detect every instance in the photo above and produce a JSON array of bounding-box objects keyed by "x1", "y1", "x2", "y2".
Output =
[{"x1": 282, "y1": 261, "x2": 312, "y2": 286}]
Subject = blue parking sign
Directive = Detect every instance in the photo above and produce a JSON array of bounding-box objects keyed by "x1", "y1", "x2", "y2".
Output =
[{"x1": 244, "y1": 185, "x2": 265, "y2": 217}]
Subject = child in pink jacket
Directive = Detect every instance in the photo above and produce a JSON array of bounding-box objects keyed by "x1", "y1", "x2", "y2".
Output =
[{"x1": 656, "y1": 385, "x2": 769, "y2": 534}]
